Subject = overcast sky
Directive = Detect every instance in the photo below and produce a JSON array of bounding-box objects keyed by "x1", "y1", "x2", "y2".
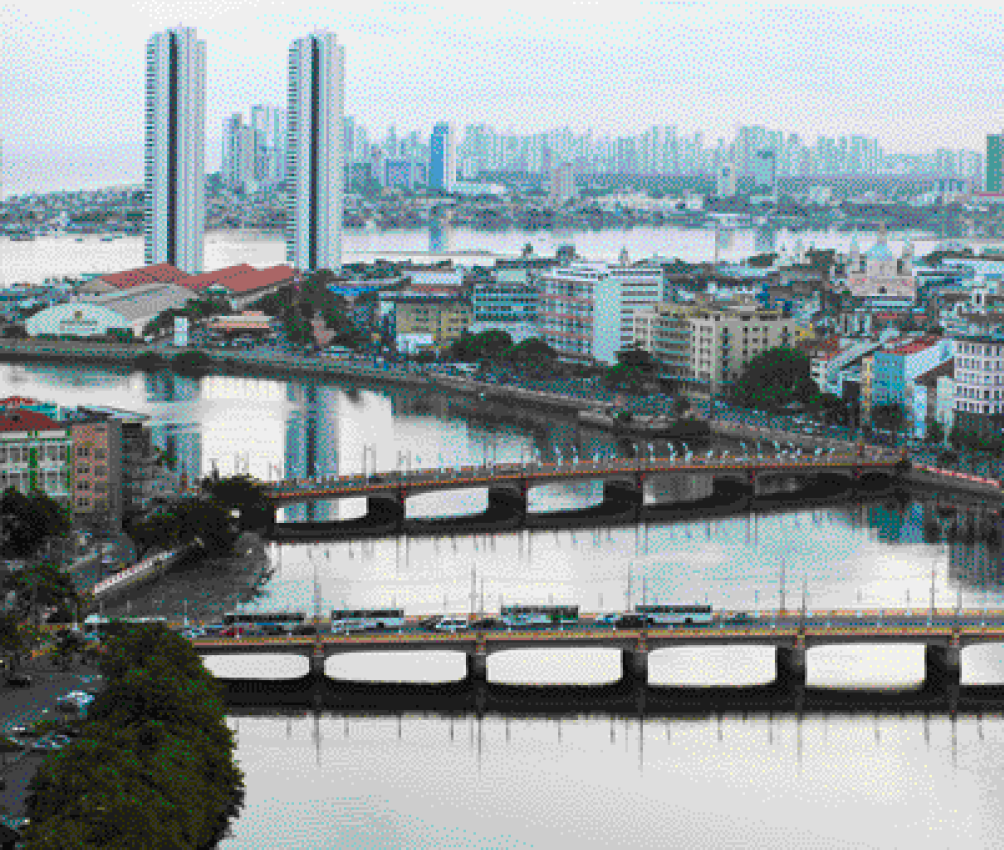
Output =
[{"x1": 2, "y1": 0, "x2": 1004, "y2": 194}]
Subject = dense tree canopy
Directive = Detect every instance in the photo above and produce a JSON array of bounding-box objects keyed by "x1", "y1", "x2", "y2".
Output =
[
  {"x1": 23, "y1": 623, "x2": 245, "y2": 849},
  {"x1": 0, "y1": 487, "x2": 72, "y2": 559},
  {"x1": 730, "y1": 347, "x2": 817, "y2": 411},
  {"x1": 871, "y1": 402, "x2": 907, "y2": 433},
  {"x1": 602, "y1": 347, "x2": 660, "y2": 395}
]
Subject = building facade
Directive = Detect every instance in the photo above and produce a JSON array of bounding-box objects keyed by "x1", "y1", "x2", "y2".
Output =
[
  {"x1": 286, "y1": 30, "x2": 345, "y2": 272},
  {"x1": 250, "y1": 104, "x2": 287, "y2": 187},
  {"x1": 987, "y1": 133, "x2": 1003, "y2": 193},
  {"x1": 144, "y1": 26, "x2": 206, "y2": 274},
  {"x1": 0, "y1": 410, "x2": 73, "y2": 506},
  {"x1": 429, "y1": 122, "x2": 457, "y2": 193},
  {"x1": 394, "y1": 297, "x2": 471, "y2": 352},
  {"x1": 844, "y1": 228, "x2": 915, "y2": 298},
  {"x1": 539, "y1": 258, "x2": 667, "y2": 364},
  {"x1": 221, "y1": 113, "x2": 256, "y2": 193},
  {"x1": 954, "y1": 333, "x2": 1004, "y2": 438}
]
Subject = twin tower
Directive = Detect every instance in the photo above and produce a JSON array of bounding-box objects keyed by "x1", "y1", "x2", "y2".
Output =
[{"x1": 144, "y1": 27, "x2": 344, "y2": 276}]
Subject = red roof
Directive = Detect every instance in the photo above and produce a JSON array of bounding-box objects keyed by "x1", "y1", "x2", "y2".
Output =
[
  {"x1": 179, "y1": 264, "x2": 257, "y2": 294},
  {"x1": 888, "y1": 335, "x2": 941, "y2": 356},
  {"x1": 99, "y1": 263, "x2": 189, "y2": 290},
  {"x1": 178, "y1": 264, "x2": 295, "y2": 296},
  {"x1": 0, "y1": 409, "x2": 61, "y2": 433},
  {"x1": 0, "y1": 396, "x2": 40, "y2": 407}
]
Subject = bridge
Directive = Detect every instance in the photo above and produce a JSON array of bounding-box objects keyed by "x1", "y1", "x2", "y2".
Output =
[
  {"x1": 191, "y1": 608, "x2": 1002, "y2": 694},
  {"x1": 263, "y1": 453, "x2": 904, "y2": 537}
]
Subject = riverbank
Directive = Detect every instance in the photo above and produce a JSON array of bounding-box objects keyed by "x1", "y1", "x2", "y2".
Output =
[{"x1": 94, "y1": 532, "x2": 272, "y2": 622}]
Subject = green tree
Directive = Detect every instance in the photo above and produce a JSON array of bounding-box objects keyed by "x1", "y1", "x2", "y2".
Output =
[
  {"x1": 127, "y1": 511, "x2": 180, "y2": 560},
  {"x1": 1, "y1": 560, "x2": 80, "y2": 628},
  {"x1": 199, "y1": 474, "x2": 273, "y2": 531},
  {"x1": 926, "y1": 419, "x2": 946, "y2": 445},
  {"x1": 872, "y1": 402, "x2": 907, "y2": 434},
  {"x1": 172, "y1": 498, "x2": 239, "y2": 556},
  {"x1": 731, "y1": 347, "x2": 815, "y2": 412},
  {"x1": 0, "y1": 487, "x2": 71, "y2": 559},
  {"x1": 503, "y1": 337, "x2": 557, "y2": 377}
]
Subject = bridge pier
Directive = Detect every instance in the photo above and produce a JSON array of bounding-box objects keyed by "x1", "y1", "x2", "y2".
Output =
[
  {"x1": 925, "y1": 643, "x2": 961, "y2": 690},
  {"x1": 604, "y1": 480, "x2": 644, "y2": 519},
  {"x1": 621, "y1": 648, "x2": 649, "y2": 686},
  {"x1": 487, "y1": 485, "x2": 526, "y2": 522},
  {"x1": 775, "y1": 645, "x2": 807, "y2": 691},
  {"x1": 309, "y1": 649, "x2": 327, "y2": 680},
  {"x1": 466, "y1": 651, "x2": 488, "y2": 685}
]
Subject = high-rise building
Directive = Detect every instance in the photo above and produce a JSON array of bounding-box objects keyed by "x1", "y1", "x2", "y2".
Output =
[
  {"x1": 221, "y1": 113, "x2": 256, "y2": 193},
  {"x1": 251, "y1": 104, "x2": 287, "y2": 187},
  {"x1": 286, "y1": 30, "x2": 345, "y2": 273},
  {"x1": 987, "y1": 134, "x2": 1004, "y2": 192},
  {"x1": 752, "y1": 149, "x2": 777, "y2": 193},
  {"x1": 429, "y1": 122, "x2": 457, "y2": 192},
  {"x1": 144, "y1": 26, "x2": 206, "y2": 274},
  {"x1": 716, "y1": 163, "x2": 737, "y2": 197}
]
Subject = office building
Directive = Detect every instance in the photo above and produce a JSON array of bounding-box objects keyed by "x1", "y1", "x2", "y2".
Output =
[
  {"x1": 548, "y1": 161, "x2": 577, "y2": 206},
  {"x1": 987, "y1": 133, "x2": 1004, "y2": 193},
  {"x1": 429, "y1": 122, "x2": 457, "y2": 192},
  {"x1": 539, "y1": 256, "x2": 667, "y2": 364},
  {"x1": 144, "y1": 26, "x2": 206, "y2": 274},
  {"x1": 951, "y1": 333, "x2": 1004, "y2": 438},
  {"x1": 286, "y1": 30, "x2": 345, "y2": 272}
]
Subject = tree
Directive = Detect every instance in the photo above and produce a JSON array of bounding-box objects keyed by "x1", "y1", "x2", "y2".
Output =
[
  {"x1": 926, "y1": 419, "x2": 946, "y2": 445},
  {"x1": 1, "y1": 560, "x2": 80, "y2": 628},
  {"x1": 172, "y1": 498, "x2": 239, "y2": 556},
  {"x1": 731, "y1": 347, "x2": 815, "y2": 412},
  {"x1": 1, "y1": 487, "x2": 71, "y2": 559},
  {"x1": 127, "y1": 511, "x2": 180, "y2": 560},
  {"x1": 199, "y1": 474, "x2": 273, "y2": 532},
  {"x1": 602, "y1": 348, "x2": 659, "y2": 395},
  {"x1": 871, "y1": 402, "x2": 907, "y2": 434},
  {"x1": 503, "y1": 337, "x2": 557, "y2": 377}
]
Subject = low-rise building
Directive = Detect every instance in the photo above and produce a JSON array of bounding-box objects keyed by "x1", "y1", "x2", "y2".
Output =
[
  {"x1": 393, "y1": 296, "x2": 472, "y2": 353},
  {"x1": 953, "y1": 333, "x2": 1004, "y2": 439},
  {"x1": 0, "y1": 409, "x2": 73, "y2": 506}
]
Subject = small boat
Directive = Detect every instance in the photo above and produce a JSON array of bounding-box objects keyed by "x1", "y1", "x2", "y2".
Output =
[{"x1": 100, "y1": 235, "x2": 114, "y2": 242}]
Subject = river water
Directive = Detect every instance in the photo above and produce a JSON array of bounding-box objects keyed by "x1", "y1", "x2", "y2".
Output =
[
  {"x1": 0, "y1": 224, "x2": 956, "y2": 286},
  {"x1": 5, "y1": 341, "x2": 1004, "y2": 847}
]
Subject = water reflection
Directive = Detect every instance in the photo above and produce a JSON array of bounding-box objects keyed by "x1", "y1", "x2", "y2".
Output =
[{"x1": 219, "y1": 708, "x2": 1004, "y2": 850}]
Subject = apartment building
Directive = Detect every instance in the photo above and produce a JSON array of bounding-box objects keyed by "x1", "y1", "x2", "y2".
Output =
[
  {"x1": 539, "y1": 258, "x2": 666, "y2": 364},
  {"x1": 0, "y1": 409, "x2": 73, "y2": 505},
  {"x1": 953, "y1": 333, "x2": 1004, "y2": 438},
  {"x1": 69, "y1": 418, "x2": 124, "y2": 531},
  {"x1": 394, "y1": 296, "x2": 472, "y2": 352},
  {"x1": 632, "y1": 301, "x2": 808, "y2": 396}
]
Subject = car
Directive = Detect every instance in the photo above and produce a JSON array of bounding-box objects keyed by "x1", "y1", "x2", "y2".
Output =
[
  {"x1": 614, "y1": 614, "x2": 650, "y2": 629},
  {"x1": 593, "y1": 613, "x2": 619, "y2": 626},
  {"x1": 31, "y1": 739, "x2": 63, "y2": 752},
  {"x1": 471, "y1": 617, "x2": 501, "y2": 630},
  {"x1": 434, "y1": 617, "x2": 469, "y2": 633},
  {"x1": 180, "y1": 628, "x2": 205, "y2": 640},
  {"x1": 5, "y1": 672, "x2": 32, "y2": 687}
]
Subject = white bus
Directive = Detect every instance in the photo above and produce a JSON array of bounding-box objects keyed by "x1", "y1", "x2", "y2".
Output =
[
  {"x1": 635, "y1": 604, "x2": 714, "y2": 626},
  {"x1": 330, "y1": 608, "x2": 406, "y2": 633}
]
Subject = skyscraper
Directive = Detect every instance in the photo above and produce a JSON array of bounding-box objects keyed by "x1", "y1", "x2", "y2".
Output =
[
  {"x1": 752, "y1": 149, "x2": 777, "y2": 193},
  {"x1": 251, "y1": 104, "x2": 288, "y2": 187},
  {"x1": 429, "y1": 122, "x2": 457, "y2": 192},
  {"x1": 987, "y1": 134, "x2": 1004, "y2": 193},
  {"x1": 221, "y1": 113, "x2": 256, "y2": 193},
  {"x1": 144, "y1": 26, "x2": 206, "y2": 274},
  {"x1": 286, "y1": 30, "x2": 345, "y2": 273}
]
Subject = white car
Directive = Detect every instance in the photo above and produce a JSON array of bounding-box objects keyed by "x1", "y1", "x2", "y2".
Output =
[{"x1": 434, "y1": 617, "x2": 469, "y2": 633}]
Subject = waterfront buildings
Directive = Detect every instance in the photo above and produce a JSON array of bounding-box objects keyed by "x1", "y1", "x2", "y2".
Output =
[
  {"x1": 471, "y1": 270, "x2": 539, "y2": 343},
  {"x1": 872, "y1": 335, "x2": 952, "y2": 436},
  {"x1": 286, "y1": 30, "x2": 345, "y2": 272},
  {"x1": 539, "y1": 256, "x2": 667, "y2": 364},
  {"x1": 26, "y1": 283, "x2": 196, "y2": 339},
  {"x1": 632, "y1": 300, "x2": 810, "y2": 396},
  {"x1": 144, "y1": 26, "x2": 206, "y2": 274},
  {"x1": 393, "y1": 295, "x2": 471, "y2": 354},
  {"x1": 429, "y1": 122, "x2": 457, "y2": 193},
  {"x1": 953, "y1": 333, "x2": 1004, "y2": 438}
]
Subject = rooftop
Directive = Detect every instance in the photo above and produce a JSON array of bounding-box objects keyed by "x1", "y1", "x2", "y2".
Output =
[{"x1": 0, "y1": 408, "x2": 62, "y2": 433}]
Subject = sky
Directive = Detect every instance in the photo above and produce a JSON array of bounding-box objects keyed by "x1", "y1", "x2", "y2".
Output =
[{"x1": 2, "y1": 0, "x2": 1004, "y2": 195}]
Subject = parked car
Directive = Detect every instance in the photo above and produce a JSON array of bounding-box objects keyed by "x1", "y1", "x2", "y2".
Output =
[
  {"x1": 434, "y1": 617, "x2": 469, "y2": 633},
  {"x1": 471, "y1": 617, "x2": 501, "y2": 630}
]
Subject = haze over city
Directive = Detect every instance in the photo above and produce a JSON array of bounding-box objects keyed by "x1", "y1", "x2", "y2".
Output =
[{"x1": 3, "y1": 0, "x2": 1004, "y2": 195}]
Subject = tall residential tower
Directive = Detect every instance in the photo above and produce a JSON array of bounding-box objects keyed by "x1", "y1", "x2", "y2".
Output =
[
  {"x1": 429, "y1": 122, "x2": 457, "y2": 192},
  {"x1": 286, "y1": 30, "x2": 345, "y2": 273},
  {"x1": 144, "y1": 26, "x2": 206, "y2": 273}
]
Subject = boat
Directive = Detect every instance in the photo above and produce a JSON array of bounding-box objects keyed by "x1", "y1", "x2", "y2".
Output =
[
  {"x1": 8, "y1": 232, "x2": 35, "y2": 242},
  {"x1": 100, "y1": 234, "x2": 114, "y2": 242}
]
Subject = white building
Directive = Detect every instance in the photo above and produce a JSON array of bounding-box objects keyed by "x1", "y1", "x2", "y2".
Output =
[
  {"x1": 548, "y1": 162, "x2": 576, "y2": 206},
  {"x1": 250, "y1": 104, "x2": 287, "y2": 187},
  {"x1": 539, "y1": 253, "x2": 667, "y2": 364},
  {"x1": 716, "y1": 164, "x2": 737, "y2": 197},
  {"x1": 221, "y1": 113, "x2": 256, "y2": 193},
  {"x1": 144, "y1": 26, "x2": 206, "y2": 274},
  {"x1": 286, "y1": 30, "x2": 345, "y2": 272}
]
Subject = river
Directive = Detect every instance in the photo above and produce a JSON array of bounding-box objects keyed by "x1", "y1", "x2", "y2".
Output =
[
  {"x1": 4, "y1": 360, "x2": 1004, "y2": 848},
  {"x1": 0, "y1": 224, "x2": 956, "y2": 286}
]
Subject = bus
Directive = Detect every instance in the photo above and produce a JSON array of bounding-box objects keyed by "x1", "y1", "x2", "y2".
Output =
[
  {"x1": 500, "y1": 605, "x2": 580, "y2": 628},
  {"x1": 82, "y1": 615, "x2": 168, "y2": 636},
  {"x1": 635, "y1": 604, "x2": 714, "y2": 626},
  {"x1": 330, "y1": 608, "x2": 406, "y2": 633},
  {"x1": 222, "y1": 611, "x2": 307, "y2": 634}
]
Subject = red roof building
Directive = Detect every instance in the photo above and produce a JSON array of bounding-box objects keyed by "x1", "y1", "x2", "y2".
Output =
[
  {"x1": 97, "y1": 263, "x2": 190, "y2": 291},
  {"x1": 0, "y1": 408, "x2": 61, "y2": 433},
  {"x1": 179, "y1": 264, "x2": 258, "y2": 295}
]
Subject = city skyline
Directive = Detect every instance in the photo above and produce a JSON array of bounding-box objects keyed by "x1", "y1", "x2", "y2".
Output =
[{"x1": 3, "y1": 1, "x2": 1004, "y2": 195}]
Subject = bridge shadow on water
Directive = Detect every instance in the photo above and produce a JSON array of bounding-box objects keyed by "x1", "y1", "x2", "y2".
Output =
[
  {"x1": 218, "y1": 674, "x2": 1004, "y2": 716},
  {"x1": 270, "y1": 475, "x2": 903, "y2": 542}
]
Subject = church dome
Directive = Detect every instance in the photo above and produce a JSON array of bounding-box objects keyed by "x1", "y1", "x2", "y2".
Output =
[{"x1": 866, "y1": 242, "x2": 894, "y2": 261}]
